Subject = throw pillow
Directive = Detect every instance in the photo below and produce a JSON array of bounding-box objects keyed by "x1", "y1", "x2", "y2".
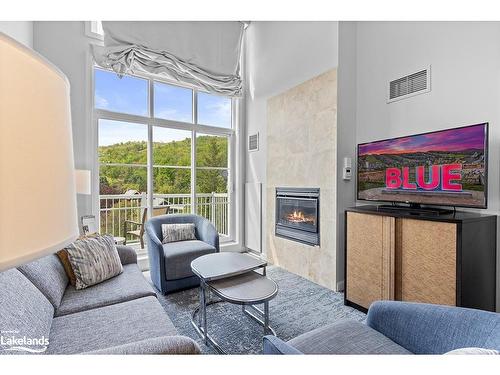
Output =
[
  {"x1": 162, "y1": 223, "x2": 196, "y2": 244},
  {"x1": 64, "y1": 234, "x2": 123, "y2": 290},
  {"x1": 56, "y1": 233, "x2": 99, "y2": 286},
  {"x1": 445, "y1": 347, "x2": 499, "y2": 355},
  {"x1": 56, "y1": 249, "x2": 77, "y2": 286}
]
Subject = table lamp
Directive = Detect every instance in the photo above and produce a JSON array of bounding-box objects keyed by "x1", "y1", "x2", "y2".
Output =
[{"x1": 0, "y1": 32, "x2": 79, "y2": 271}]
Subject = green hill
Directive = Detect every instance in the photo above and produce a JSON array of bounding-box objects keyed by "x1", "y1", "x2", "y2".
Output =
[{"x1": 99, "y1": 135, "x2": 228, "y2": 195}]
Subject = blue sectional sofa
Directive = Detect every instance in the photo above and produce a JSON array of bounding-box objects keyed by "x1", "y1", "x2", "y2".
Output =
[
  {"x1": 263, "y1": 301, "x2": 500, "y2": 354},
  {"x1": 0, "y1": 246, "x2": 200, "y2": 354}
]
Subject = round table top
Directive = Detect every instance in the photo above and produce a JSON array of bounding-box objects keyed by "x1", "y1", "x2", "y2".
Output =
[{"x1": 208, "y1": 271, "x2": 278, "y2": 304}]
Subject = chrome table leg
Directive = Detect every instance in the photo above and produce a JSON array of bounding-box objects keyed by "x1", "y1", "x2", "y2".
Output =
[
  {"x1": 201, "y1": 281, "x2": 207, "y2": 345},
  {"x1": 198, "y1": 286, "x2": 203, "y2": 327},
  {"x1": 242, "y1": 303, "x2": 276, "y2": 336},
  {"x1": 264, "y1": 301, "x2": 269, "y2": 335}
]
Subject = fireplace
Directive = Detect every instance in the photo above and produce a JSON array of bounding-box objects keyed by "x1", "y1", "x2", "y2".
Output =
[{"x1": 275, "y1": 187, "x2": 320, "y2": 246}]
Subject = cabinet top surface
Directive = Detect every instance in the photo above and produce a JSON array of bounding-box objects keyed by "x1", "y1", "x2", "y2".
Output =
[{"x1": 346, "y1": 205, "x2": 497, "y2": 223}]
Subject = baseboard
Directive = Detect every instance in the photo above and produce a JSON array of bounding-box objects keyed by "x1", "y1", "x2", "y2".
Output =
[{"x1": 221, "y1": 241, "x2": 245, "y2": 252}]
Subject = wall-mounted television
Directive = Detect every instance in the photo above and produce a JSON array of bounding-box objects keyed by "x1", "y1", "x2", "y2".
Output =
[{"x1": 357, "y1": 123, "x2": 488, "y2": 209}]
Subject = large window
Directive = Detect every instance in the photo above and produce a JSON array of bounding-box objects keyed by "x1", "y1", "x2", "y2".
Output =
[{"x1": 95, "y1": 68, "x2": 234, "y2": 245}]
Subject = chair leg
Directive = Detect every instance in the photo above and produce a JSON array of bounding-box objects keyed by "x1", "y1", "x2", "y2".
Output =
[{"x1": 140, "y1": 236, "x2": 144, "y2": 249}]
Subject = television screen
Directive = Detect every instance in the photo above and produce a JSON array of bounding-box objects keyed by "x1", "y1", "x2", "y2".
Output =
[{"x1": 357, "y1": 123, "x2": 488, "y2": 208}]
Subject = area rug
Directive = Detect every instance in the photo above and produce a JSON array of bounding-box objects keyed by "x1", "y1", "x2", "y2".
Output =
[{"x1": 148, "y1": 266, "x2": 366, "y2": 354}]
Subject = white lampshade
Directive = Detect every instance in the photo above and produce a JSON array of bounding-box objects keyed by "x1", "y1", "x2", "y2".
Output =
[
  {"x1": 0, "y1": 33, "x2": 79, "y2": 271},
  {"x1": 75, "y1": 169, "x2": 92, "y2": 195}
]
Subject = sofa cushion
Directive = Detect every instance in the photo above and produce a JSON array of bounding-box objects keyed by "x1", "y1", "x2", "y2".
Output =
[
  {"x1": 163, "y1": 240, "x2": 216, "y2": 280},
  {"x1": 82, "y1": 335, "x2": 200, "y2": 354},
  {"x1": 367, "y1": 301, "x2": 500, "y2": 354},
  {"x1": 55, "y1": 264, "x2": 156, "y2": 317},
  {"x1": 0, "y1": 268, "x2": 54, "y2": 355},
  {"x1": 287, "y1": 320, "x2": 412, "y2": 354},
  {"x1": 48, "y1": 296, "x2": 178, "y2": 354},
  {"x1": 17, "y1": 254, "x2": 68, "y2": 309},
  {"x1": 116, "y1": 245, "x2": 137, "y2": 265}
]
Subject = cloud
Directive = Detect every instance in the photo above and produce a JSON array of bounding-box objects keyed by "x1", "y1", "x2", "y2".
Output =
[
  {"x1": 155, "y1": 108, "x2": 191, "y2": 123},
  {"x1": 156, "y1": 108, "x2": 178, "y2": 118},
  {"x1": 95, "y1": 93, "x2": 109, "y2": 108},
  {"x1": 206, "y1": 99, "x2": 231, "y2": 118}
]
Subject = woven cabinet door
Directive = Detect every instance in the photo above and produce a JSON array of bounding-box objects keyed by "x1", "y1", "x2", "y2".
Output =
[
  {"x1": 396, "y1": 218, "x2": 457, "y2": 306},
  {"x1": 346, "y1": 212, "x2": 395, "y2": 309}
]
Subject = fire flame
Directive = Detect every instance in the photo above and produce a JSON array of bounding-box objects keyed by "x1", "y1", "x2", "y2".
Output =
[{"x1": 286, "y1": 210, "x2": 315, "y2": 224}]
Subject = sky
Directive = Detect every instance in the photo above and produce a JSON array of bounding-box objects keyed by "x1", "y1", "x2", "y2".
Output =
[
  {"x1": 358, "y1": 124, "x2": 486, "y2": 156},
  {"x1": 95, "y1": 69, "x2": 231, "y2": 146},
  {"x1": 98, "y1": 120, "x2": 193, "y2": 146}
]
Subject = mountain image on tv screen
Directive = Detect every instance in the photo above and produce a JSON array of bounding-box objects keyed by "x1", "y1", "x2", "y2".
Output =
[{"x1": 357, "y1": 123, "x2": 488, "y2": 208}]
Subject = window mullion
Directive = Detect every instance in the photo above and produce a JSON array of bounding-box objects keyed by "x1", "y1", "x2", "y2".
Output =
[
  {"x1": 191, "y1": 90, "x2": 198, "y2": 215},
  {"x1": 147, "y1": 79, "x2": 154, "y2": 220}
]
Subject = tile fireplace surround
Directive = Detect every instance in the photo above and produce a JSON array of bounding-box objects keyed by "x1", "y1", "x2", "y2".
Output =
[{"x1": 266, "y1": 68, "x2": 337, "y2": 290}]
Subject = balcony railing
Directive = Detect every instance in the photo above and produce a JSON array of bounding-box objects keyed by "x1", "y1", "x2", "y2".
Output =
[{"x1": 99, "y1": 193, "x2": 229, "y2": 241}]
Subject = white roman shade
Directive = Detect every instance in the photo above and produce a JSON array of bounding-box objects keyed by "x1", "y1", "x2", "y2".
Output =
[{"x1": 93, "y1": 21, "x2": 245, "y2": 97}]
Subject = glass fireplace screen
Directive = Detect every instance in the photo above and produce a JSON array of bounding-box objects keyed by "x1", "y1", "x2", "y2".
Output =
[{"x1": 276, "y1": 197, "x2": 318, "y2": 233}]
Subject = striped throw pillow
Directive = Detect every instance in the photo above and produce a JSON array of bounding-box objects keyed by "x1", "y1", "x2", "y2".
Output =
[
  {"x1": 161, "y1": 223, "x2": 196, "y2": 244},
  {"x1": 64, "y1": 234, "x2": 123, "y2": 290}
]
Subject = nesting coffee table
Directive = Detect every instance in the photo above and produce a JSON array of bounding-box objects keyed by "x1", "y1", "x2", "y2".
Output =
[{"x1": 190, "y1": 252, "x2": 278, "y2": 354}]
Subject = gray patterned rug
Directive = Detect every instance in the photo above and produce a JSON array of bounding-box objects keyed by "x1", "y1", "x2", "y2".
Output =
[{"x1": 147, "y1": 266, "x2": 365, "y2": 354}]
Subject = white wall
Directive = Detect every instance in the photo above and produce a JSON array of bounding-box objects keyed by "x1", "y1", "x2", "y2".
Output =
[
  {"x1": 0, "y1": 21, "x2": 33, "y2": 47},
  {"x1": 336, "y1": 22, "x2": 357, "y2": 289},
  {"x1": 33, "y1": 22, "x2": 95, "y2": 219},
  {"x1": 245, "y1": 21, "x2": 339, "y2": 253},
  {"x1": 354, "y1": 21, "x2": 500, "y2": 309}
]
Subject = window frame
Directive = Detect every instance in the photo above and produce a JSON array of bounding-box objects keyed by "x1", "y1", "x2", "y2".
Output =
[
  {"x1": 93, "y1": 66, "x2": 235, "y2": 242},
  {"x1": 85, "y1": 21, "x2": 104, "y2": 41}
]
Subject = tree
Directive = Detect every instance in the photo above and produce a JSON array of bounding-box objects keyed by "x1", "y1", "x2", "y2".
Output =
[{"x1": 98, "y1": 135, "x2": 228, "y2": 195}]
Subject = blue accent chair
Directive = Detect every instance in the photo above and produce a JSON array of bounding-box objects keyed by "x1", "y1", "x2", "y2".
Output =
[
  {"x1": 145, "y1": 214, "x2": 219, "y2": 294},
  {"x1": 263, "y1": 301, "x2": 500, "y2": 354}
]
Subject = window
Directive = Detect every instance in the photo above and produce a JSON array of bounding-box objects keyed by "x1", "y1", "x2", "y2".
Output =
[
  {"x1": 196, "y1": 134, "x2": 230, "y2": 234},
  {"x1": 152, "y1": 127, "x2": 192, "y2": 211},
  {"x1": 94, "y1": 68, "x2": 234, "y2": 245},
  {"x1": 197, "y1": 92, "x2": 232, "y2": 128},
  {"x1": 95, "y1": 69, "x2": 148, "y2": 116},
  {"x1": 154, "y1": 82, "x2": 193, "y2": 123}
]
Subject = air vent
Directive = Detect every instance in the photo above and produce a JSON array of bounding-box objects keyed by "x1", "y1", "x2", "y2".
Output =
[
  {"x1": 388, "y1": 66, "x2": 431, "y2": 103},
  {"x1": 248, "y1": 133, "x2": 259, "y2": 152}
]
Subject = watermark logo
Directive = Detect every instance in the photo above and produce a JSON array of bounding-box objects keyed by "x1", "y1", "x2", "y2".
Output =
[{"x1": 0, "y1": 330, "x2": 49, "y2": 353}]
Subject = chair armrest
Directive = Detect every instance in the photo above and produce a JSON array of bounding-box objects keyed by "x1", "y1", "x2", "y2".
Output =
[
  {"x1": 124, "y1": 220, "x2": 142, "y2": 227},
  {"x1": 82, "y1": 335, "x2": 200, "y2": 355},
  {"x1": 144, "y1": 220, "x2": 166, "y2": 290},
  {"x1": 197, "y1": 218, "x2": 220, "y2": 251},
  {"x1": 366, "y1": 301, "x2": 500, "y2": 354},
  {"x1": 145, "y1": 222, "x2": 163, "y2": 248},
  {"x1": 116, "y1": 245, "x2": 137, "y2": 265},
  {"x1": 263, "y1": 335, "x2": 303, "y2": 355},
  {"x1": 123, "y1": 220, "x2": 141, "y2": 238}
]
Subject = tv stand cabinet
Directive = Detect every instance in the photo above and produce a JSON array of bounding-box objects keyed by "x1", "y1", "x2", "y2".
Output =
[{"x1": 345, "y1": 205, "x2": 497, "y2": 312}]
